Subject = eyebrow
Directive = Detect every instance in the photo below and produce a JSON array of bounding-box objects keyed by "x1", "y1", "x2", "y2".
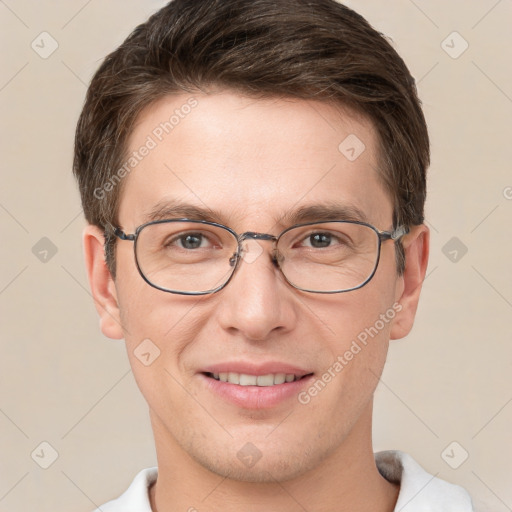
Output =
[
  {"x1": 140, "y1": 199, "x2": 369, "y2": 227},
  {"x1": 141, "y1": 200, "x2": 226, "y2": 225},
  {"x1": 281, "y1": 203, "x2": 369, "y2": 225}
]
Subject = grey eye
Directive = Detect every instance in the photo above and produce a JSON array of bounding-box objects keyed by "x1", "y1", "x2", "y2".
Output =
[
  {"x1": 308, "y1": 233, "x2": 332, "y2": 248},
  {"x1": 178, "y1": 233, "x2": 204, "y2": 249}
]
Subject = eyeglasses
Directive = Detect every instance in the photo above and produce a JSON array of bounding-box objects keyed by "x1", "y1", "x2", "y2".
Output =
[{"x1": 113, "y1": 219, "x2": 409, "y2": 295}]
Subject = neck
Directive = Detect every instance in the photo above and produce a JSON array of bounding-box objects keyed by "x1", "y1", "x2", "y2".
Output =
[{"x1": 149, "y1": 403, "x2": 398, "y2": 512}]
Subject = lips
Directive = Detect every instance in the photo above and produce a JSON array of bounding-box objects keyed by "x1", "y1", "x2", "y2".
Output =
[{"x1": 199, "y1": 361, "x2": 314, "y2": 408}]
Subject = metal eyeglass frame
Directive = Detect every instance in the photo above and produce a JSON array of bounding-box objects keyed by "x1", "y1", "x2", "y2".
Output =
[{"x1": 113, "y1": 218, "x2": 409, "y2": 295}]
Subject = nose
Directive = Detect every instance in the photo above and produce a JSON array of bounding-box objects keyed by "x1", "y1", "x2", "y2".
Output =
[{"x1": 215, "y1": 239, "x2": 298, "y2": 342}]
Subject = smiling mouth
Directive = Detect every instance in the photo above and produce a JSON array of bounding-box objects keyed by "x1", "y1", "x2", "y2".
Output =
[{"x1": 204, "y1": 372, "x2": 313, "y2": 386}]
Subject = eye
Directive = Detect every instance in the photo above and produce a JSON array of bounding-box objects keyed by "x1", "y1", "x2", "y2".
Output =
[
  {"x1": 166, "y1": 232, "x2": 213, "y2": 250},
  {"x1": 305, "y1": 232, "x2": 333, "y2": 248},
  {"x1": 300, "y1": 231, "x2": 348, "y2": 249}
]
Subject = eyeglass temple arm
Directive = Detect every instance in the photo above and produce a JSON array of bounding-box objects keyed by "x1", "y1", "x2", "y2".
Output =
[
  {"x1": 113, "y1": 227, "x2": 135, "y2": 241},
  {"x1": 379, "y1": 225, "x2": 409, "y2": 242}
]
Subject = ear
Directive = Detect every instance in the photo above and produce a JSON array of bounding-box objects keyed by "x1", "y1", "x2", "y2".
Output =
[
  {"x1": 82, "y1": 224, "x2": 124, "y2": 340},
  {"x1": 390, "y1": 224, "x2": 430, "y2": 340}
]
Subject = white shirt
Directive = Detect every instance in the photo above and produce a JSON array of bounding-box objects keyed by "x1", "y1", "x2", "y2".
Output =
[{"x1": 94, "y1": 450, "x2": 473, "y2": 511}]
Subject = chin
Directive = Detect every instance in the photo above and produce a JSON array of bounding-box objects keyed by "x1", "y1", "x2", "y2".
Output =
[
  {"x1": 184, "y1": 433, "x2": 332, "y2": 484},
  {"x1": 199, "y1": 453, "x2": 312, "y2": 483}
]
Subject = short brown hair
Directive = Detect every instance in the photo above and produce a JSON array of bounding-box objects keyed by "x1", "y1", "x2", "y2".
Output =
[{"x1": 73, "y1": 0, "x2": 429, "y2": 278}]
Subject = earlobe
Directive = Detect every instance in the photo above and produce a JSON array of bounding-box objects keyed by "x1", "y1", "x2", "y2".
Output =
[
  {"x1": 390, "y1": 224, "x2": 430, "y2": 340},
  {"x1": 82, "y1": 224, "x2": 124, "y2": 340}
]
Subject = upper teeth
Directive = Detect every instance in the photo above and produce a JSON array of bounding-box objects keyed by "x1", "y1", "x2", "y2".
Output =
[{"x1": 211, "y1": 372, "x2": 298, "y2": 386}]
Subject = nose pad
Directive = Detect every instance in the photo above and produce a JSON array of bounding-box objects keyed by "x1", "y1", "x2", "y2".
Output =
[
  {"x1": 271, "y1": 248, "x2": 284, "y2": 268},
  {"x1": 228, "y1": 244, "x2": 282, "y2": 271}
]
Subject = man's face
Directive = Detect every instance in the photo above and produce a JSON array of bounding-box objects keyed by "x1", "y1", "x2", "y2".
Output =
[{"x1": 110, "y1": 91, "x2": 406, "y2": 481}]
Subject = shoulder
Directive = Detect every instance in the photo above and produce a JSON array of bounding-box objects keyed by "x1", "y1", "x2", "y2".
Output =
[
  {"x1": 91, "y1": 467, "x2": 158, "y2": 512},
  {"x1": 375, "y1": 450, "x2": 474, "y2": 511}
]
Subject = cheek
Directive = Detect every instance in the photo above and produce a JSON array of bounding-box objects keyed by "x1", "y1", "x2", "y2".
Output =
[
  {"x1": 315, "y1": 271, "x2": 397, "y2": 352},
  {"x1": 118, "y1": 295, "x2": 202, "y2": 425},
  {"x1": 307, "y1": 260, "x2": 398, "y2": 395},
  {"x1": 115, "y1": 247, "x2": 177, "y2": 337},
  {"x1": 114, "y1": 242, "x2": 210, "y2": 365},
  {"x1": 295, "y1": 292, "x2": 395, "y2": 446},
  {"x1": 118, "y1": 285, "x2": 205, "y2": 358},
  {"x1": 114, "y1": 262, "x2": 196, "y2": 390}
]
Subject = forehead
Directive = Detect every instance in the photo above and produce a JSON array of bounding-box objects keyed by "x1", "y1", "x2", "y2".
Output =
[{"x1": 118, "y1": 91, "x2": 393, "y2": 230}]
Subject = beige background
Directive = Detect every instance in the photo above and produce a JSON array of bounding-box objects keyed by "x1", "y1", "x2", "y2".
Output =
[{"x1": 1, "y1": 1, "x2": 511, "y2": 511}]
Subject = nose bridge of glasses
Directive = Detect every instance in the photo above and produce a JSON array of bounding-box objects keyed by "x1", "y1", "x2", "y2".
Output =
[
  {"x1": 238, "y1": 232, "x2": 278, "y2": 243},
  {"x1": 232, "y1": 232, "x2": 281, "y2": 267}
]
